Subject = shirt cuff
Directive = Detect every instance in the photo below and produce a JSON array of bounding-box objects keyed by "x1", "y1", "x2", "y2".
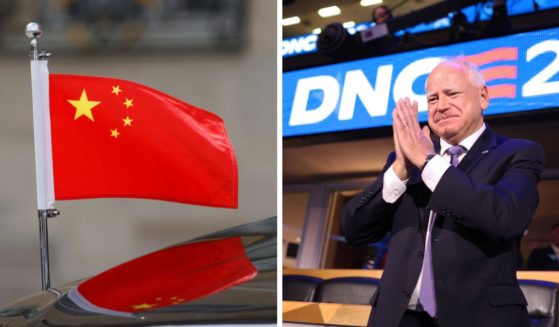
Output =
[
  {"x1": 382, "y1": 165, "x2": 408, "y2": 203},
  {"x1": 421, "y1": 155, "x2": 451, "y2": 192}
]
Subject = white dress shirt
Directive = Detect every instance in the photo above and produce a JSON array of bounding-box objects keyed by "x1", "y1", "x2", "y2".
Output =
[
  {"x1": 381, "y1": 124, "x2": 486, "y2": 308},
  {"x1": 551, "y1": 244, "x2": 559, "y2": 259}
]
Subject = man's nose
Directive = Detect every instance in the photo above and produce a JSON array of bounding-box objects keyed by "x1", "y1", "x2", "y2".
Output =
[{"x1": 437, "y1": 95, "x2": 449, "y2": 111}]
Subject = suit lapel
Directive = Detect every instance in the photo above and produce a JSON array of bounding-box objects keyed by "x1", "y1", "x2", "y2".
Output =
[
  {"x1": 409, "y1": 127, "x2": 498, "y2": 232},
  {"x1": 457, "y1": 126, "x2": 498, "y2": 173},
  {"x1": 414, "y1": 126, "x2": 498, "y2": 232},
  {"x1": 418, "y1": 207, "x2": 430, "y2": 232}
]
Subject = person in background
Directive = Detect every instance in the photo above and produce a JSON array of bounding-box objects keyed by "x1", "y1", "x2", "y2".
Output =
[
  {"x1": 372, "y1": 5, "x2": 393, "y2": 24},
  {"x1": 368, "y1": 5, "x2": 400, "y2": 55},
  {"x1": 526, "y1": 223, "x2": 559, "y2": 270}
]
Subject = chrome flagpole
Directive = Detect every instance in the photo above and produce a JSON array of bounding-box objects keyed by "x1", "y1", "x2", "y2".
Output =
[{"x1": 26, "y1": 22, "x2": 59, "y2": 291}]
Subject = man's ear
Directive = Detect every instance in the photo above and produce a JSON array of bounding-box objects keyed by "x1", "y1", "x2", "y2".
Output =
[{"x1": 480, "y1": 86, "x2": 489, "y2": 111}]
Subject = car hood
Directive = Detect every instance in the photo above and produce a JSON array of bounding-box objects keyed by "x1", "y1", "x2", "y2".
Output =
[{"x1": 0, "y1": 217, "x2": 276, "y2": 326}]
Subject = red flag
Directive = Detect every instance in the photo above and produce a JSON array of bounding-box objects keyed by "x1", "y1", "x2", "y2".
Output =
[
  {"x1": 68, "y1": 237, "x2": 257, "y2": 316},
  {"x1": 48, "y1": 74, "x2": 237, "y2": 208}
]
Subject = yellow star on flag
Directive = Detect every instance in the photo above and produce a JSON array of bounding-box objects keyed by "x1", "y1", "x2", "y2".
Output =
[
  {"x1": 172, "y1": 298, "x2": 185, "y2": 304},
  {"x1": 123, "y1": 98, "x2": 134, "y2": 109},
  {"x1": 131, "y1": 303, "x2": 156, "y2": 310},
  {"x1": 112, "y1": 85, "x2": 122, "y2": 95},
  {"x1": 122, "y1": 116, "x2": 133, "y2": 126},
  {"x1": 110, "y1": 128, "x2": 120, "y2": 138},
  {"x1": 67, "y1": 89, "x2": 101, "y2": 122}
]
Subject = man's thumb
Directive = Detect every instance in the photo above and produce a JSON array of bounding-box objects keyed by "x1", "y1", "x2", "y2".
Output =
[{"x1": 422, "y1": 125, "x2": 431, "y2": 139}]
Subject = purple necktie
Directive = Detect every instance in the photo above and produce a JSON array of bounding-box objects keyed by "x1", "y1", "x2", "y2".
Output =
[
  {"x1": 419, "y1": 145, "x2": 465, "y2": 317},
  {"x1": 446, "y1": 145, "x2": 466, "y2": 168}
]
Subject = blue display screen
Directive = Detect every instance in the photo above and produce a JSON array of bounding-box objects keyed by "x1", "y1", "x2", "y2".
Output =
[{"x1": 283, "y1": 27, "x2": 559, "y2": 137}]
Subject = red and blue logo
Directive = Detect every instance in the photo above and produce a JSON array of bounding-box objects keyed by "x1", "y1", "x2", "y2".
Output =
[{"x1": 283, "y1": 27, "x2": 559, "y2": 137}]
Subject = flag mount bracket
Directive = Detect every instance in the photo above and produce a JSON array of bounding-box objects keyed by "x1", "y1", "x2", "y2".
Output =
[
  {"x1": 40, "y1": 208, "x2": 60, "y2": 219},
  {"x1": 38, "y1": 51, "x2": 51, "y2": 60}
]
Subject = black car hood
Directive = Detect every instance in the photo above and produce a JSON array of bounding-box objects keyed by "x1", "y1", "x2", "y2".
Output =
[{"x1": 0, "y1": 217, "x2": 276, "y2": 326}]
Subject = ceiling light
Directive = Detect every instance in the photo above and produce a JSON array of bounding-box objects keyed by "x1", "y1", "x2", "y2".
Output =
[
  {"x1": 360, "y1": 0, "x2": 383, "y2": 6},
  {"x1": 318, "y1": 6, "x2": 341, "y2": 18},
  {"x1": 282, "y1": 16, "x2": 301, "y2": 26},
  {"x1": 343, "y1": 21, "x2": 355, "y2": 28},
  {"x1": 312, "y1": 28, "x2": 322, "y2": 34}
]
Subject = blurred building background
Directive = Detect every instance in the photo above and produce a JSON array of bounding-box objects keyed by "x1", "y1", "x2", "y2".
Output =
[{"x1": 0, "y1": 0, "x2": 276, "y2": 304}]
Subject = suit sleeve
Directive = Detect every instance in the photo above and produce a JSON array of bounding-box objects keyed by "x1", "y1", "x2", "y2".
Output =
[
  {"x1": 341, "y1": 152, "x2": 399, "y2": 246},
  {"x1": 427, "y1": 141, "x2": 544, "y2": 240}
]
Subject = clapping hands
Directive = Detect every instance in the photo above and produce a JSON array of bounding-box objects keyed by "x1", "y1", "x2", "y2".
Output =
[{"x1": 391, "y1": 97, "x2": 435, "y2": 180}]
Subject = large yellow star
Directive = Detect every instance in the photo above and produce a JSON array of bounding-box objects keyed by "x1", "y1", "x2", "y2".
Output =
[
  {"x1": 122, "y1": 116, "x2": 133, "y2": 126},
  {"x1": 67, "y1": 89, "x2": 101, "y2": 122},
  {"x1": 131, "y1": 303, "x2": 156, "y2": 310},
  {"x1": 112, "y1": 85, "x2": 122, "y2": 95},
  {"x1": 123, "y1": 98, "x2": 134, "y2": 109}
]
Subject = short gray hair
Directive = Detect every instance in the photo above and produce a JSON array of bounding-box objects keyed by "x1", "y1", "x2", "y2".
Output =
[{"x1": 427, "y1": 57, "x2": 486, "y2": 89}]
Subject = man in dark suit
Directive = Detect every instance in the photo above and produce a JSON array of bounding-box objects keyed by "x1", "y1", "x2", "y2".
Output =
[
  {"x1": 526, "y1": 223, "x2": 559, "y2": 270},
  {"x1": 342, "y1": 59, "x2": 544, "y2": 327}
]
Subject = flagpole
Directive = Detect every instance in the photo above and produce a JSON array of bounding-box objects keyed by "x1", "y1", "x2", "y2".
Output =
[{"x1": 26, "y1": 22, "x2": 59, "y2": 291}]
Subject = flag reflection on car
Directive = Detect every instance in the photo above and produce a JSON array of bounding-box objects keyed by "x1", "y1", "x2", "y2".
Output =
[
  {"x1": 0, "y1": 217, "x2": 276, "y2": 325},
  {"x1": 67, "y1": 237, "x2": 257, "y2": 317}
]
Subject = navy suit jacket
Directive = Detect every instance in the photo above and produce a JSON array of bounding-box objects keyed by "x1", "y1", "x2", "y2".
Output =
[
  {"x1": 342, "y1": 127, "x2": 544, "y2": 327},
  {"x1": 526, "y1": 246, "x2": 559, "y2": 270}
]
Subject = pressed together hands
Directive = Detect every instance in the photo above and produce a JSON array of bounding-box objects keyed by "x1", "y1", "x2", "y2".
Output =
[{"x1": 391, "y1": 98, "x2": 436, "y2": 181}]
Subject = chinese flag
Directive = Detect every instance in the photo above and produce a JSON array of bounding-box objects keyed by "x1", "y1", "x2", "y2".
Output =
[
  {"x1": 48, "y1": 74, "x2": 237, "y2": 208},
  {"x1": 68, "y1": 237, "x2": 257, "y2": 316}
]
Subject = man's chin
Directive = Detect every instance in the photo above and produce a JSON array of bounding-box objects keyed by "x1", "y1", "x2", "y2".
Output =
[
  {"x1": 430, "y1": 123, "x2": 460, "y2": 141},
  {"x1": 440, "y1": 127, "x2": 460, "y2": 142}
]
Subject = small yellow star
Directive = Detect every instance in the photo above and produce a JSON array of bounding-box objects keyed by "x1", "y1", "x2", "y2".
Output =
[
  {"x1": 155, "y1": 297, "x2": 163, "y2": 301},
  {"x1": 131, "y1": 303, "x2": 156, "y2": 310},
  {"x1": 111, "y1": 85, "x2": 122, "y2": 96},
  {"x1": 110, "y1": 128, "x2": 120, "y2": 138},
  {"x1": 172, "y1": 298, "x2": 185, "y2": 304},
  {"x1": 67, "y1": 89, "x2": 101, "y2": 122},
  {"x1": 123, "y1": 98, "x2": 134, "y2": 109},
  {"x1": 122, "y1": 116, "x2": 133, "y2": 126}
]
